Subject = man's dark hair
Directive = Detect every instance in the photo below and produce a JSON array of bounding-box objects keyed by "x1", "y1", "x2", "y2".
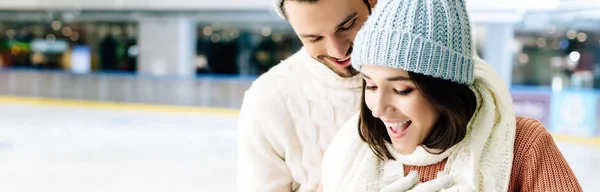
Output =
[
  {"x1": 358, "y1": 71, "x2": 478, "y2": 161},
  {"x1": 279, "y1": 0, "x2": 372, "y2": 19}
]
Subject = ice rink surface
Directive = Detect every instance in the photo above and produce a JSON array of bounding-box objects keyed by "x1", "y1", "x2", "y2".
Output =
[{"x1": 0, "y1": 103, "x2": 598, "y2": 192}]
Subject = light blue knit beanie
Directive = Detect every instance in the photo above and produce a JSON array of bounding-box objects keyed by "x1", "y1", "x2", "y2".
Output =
[{"x1": 352, "y1": 0, "x2": 474, "y2": 85}]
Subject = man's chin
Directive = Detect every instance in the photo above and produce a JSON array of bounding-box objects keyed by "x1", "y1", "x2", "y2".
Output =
[
  {"x1": 336, "y1": 67, "x2": 360, "y2": 78},
  {"x1": 321, "y1": 60, "x2": 359, "y2": 78}
]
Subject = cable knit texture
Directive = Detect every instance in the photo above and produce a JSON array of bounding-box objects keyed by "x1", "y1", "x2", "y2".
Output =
[
  {"x1": 393, "y1": 117, "x2": 583, "y2": 192},
  {"x1": 236, "y1": 48, "x2": 363, "y2": 192},
  {"x1": 322, "y1": 57, "x2": 517, "y2": 192},
  {"x1": 351, "y1": 0, "x2": 475, "y2": 85}
]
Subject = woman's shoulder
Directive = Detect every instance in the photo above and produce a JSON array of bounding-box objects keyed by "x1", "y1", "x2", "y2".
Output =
[
  {"x1": 512, "y1": 116, "x2": 558, "y2": 165},
  {"x1": 514, "y1": 116, "x2": 551, "y2": 148},
  {"x1": 510, "y1": 117, "x2": 583, "y2": 192}
]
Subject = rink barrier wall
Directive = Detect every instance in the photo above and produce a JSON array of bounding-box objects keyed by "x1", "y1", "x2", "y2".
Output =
[
  {"x1": 0, "y1": 95, "x2": 239, "y2": 116},
  {"x1": 0, "y1": 69, "x2": 254, "y2": 109},
  {"x1": 1, "y1": 70, "x2": 599, "y2": 147}
]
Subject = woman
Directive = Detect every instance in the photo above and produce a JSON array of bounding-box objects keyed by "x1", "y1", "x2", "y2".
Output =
[{"x1": 321, "y1": 0, "x2": 583, "y2": 191}]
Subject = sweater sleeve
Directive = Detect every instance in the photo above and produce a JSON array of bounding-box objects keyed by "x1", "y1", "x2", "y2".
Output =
[
  {"x1": 235, "y1": 86, "x2": 293, "y2": 192},
  {"x1": 517, "y1": 118, "x2": 583, "y2": 192}
]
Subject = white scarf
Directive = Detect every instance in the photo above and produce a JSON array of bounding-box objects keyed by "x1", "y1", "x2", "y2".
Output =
[{"x1": 321, "y1": 57, "x2": 517, "y2": 192}]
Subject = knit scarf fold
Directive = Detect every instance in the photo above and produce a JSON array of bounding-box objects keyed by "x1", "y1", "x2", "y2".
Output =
[{"x1": 321, "y1": 57, "x2": 516, "y2": 192}]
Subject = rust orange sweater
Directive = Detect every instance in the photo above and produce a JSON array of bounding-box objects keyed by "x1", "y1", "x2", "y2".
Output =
[{"x1": 403, "y1": 117, "x2": 583, "y2": 192}]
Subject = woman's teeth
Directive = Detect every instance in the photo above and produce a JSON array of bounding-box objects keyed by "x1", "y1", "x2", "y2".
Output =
[
  {"x1": 337, "y1": 57, "x2": 350, "y2": 62},
  {"x1": 385, "y1": 120, "x2": 411, "y2": 132}
]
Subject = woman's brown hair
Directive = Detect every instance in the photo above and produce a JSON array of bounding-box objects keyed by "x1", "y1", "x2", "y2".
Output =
[{"x1": 358, "y1": 71, "x2": 478, "y2": 160}]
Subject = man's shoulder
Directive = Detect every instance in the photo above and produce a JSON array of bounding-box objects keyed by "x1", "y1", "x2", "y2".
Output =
[
  {"x1": 245, "y1": 49, "x2": 309, "y2": 99},
  {"x1": 262, "y1": 49, "x2": 309, "y2": 78},
  {"x1": 243, "y1": 49, "x2": 310, "y2": 107}
]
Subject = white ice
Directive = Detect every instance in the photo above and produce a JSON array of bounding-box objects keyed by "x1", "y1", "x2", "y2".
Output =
[{"x1": 0, "y1": 103, "x2": 597, "y2": 192}]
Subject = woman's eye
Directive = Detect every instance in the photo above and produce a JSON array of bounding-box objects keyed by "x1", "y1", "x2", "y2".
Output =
[
  {"x1": 365, "y1": 85, "x2": 378, "y2": 90},
  {"x1": 394, "y1": 89, "x2": 413, "y2": 96}
]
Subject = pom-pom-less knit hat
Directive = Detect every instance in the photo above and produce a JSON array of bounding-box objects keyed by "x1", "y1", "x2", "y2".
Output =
[{"x1": 351, "y1": 0, "x2": 475, "y2": 85}]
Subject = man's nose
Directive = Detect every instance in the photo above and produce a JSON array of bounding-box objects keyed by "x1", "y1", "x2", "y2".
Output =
[{"x1": 326, "y1": 37, "x2": 350, "y2": 59}]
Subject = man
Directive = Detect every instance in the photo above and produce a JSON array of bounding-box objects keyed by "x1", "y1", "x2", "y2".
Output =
[{"x1": 236, "y1": 0, "x2": 377, "y2": 191}]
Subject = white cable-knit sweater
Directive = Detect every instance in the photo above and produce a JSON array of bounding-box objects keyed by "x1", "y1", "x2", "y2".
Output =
[{"x1": 236, "y1": 48, "x2": 363, "y2": 192}]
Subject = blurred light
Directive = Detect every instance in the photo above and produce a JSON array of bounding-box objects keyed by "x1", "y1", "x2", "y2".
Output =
[
  {"x1": 256, "y1": 51, "x2": 269, "y2": 62},
  {"x1": 518, "y1": 53, "x2": 529, "y2": 64},
  {"x1": 559, "y1": 39, "x2": 569, "y2": 49},
  {"x1": 31, "y1": 40, "x2": 50, "y2": 52},
  {"x1": 230, "y1": 29, "x2": 239, "y2": 38},
  {"x1": 552, "y1": 76, "x2": 563, "y2": 92},
  {"x1": 31, "y1": 25, "x2": 43, "y2": 36},
  {"x1": 61, "y1": 12, "x2": 76, "y2": 22},
  {"x1": 11, "y1": 46, "x2": 21, "y2": 55},
  {"x1": 212, "y1": 23, "x2": 222, "y2": 31},
  {"x1": 203, "y1": 26, "x2": 213, "y2": 36},
  {"x1": 569, "y1": 51, "x2": 580, "y2": 62},
  {"x1": 577, "y1": 32, "x2": 587, "y2": 42},
  {"x1": 46, "y1": 34, "x2": 56, "y2": 42},
  {"x1": 98, "y1": 25, "x2": 110, "y2": 37},
  {"x1": 512, "y1": 40, "x2": 523, "y2": 54},
  {"x1": 6, "y1": 29, "x2": 15, "y2": 38},
  {"x1": 547, "y1": 25, "x2": 556, "y2": 34},
  {"x1": 551, "y1": 40, "x2": 560, "y2": 50},
  {"x1": 566, "y1": 30, "x2": 577, "y2": 39},
  {"x1": 127, "y1": 45, "x2": 138, "y2": 57},
  {"x1": 126, "y1": 25, "x2": 136, "y2": 37},
  {"x1": 111, "y1": 26, "x2": 122, "y2": 36},
  {"x1": 210, "y1": 34, "x2": 221, "y2": 43},
  {"x1": 272, "y1": 33, "x2": 282, "y2": 42},
  {"x1": 195, "y1": 55, "x2": 208, "y2": 68},
  {"x1": 62, "y1": 27, "x2": 72, "y2": 36},
  {"x1": 31, "y1": 52, "x2": 44, "y2": 65},
  {"x1": 550, "y1": 57, "x2": 563, "y2": 68},
  {"x1": 70, "y1": 32, "x2": 79, "y2": 41},
  {"x1": 51, "y1": 21, "x2": 62, "y2": 31},
  {"x1": 261, "y1": 27, "x2": 272, "y2": 37},
  {"x1": 536, "y1": 38, "x2": 547, "y2": 47}
]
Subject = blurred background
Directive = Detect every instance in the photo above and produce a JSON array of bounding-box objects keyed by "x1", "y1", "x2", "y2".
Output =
[{"x1": 0, "y1": 0, "x2": 599, "y2": 191}]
